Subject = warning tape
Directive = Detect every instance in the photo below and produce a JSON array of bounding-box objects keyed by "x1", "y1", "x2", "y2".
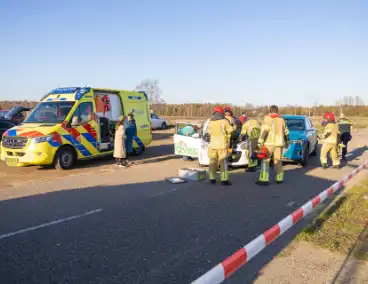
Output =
[{"x1": 192, "y1": 160, "x2": 368, "y2": 284}]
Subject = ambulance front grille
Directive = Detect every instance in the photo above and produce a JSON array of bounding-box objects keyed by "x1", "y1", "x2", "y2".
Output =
[{"x1": 2, "y1": 137, "x2": 28, "y2": 149}]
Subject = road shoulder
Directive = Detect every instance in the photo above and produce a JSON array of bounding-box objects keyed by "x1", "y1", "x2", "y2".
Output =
[{"x1": 255, "y1": 174, "x2": 368, "y2": 284}]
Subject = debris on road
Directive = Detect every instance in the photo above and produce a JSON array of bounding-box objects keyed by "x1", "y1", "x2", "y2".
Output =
[{"x1": 178, "y1": 168, "x2": 206, "y2": 181}]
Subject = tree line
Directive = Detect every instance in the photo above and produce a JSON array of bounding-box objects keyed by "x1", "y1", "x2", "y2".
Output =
[
  {"x1": 1, "y1": 100, "x2": 367, "y2": 118},
  {"x1": 151, "y1": 103, "x2": 368, "y2": 118}
]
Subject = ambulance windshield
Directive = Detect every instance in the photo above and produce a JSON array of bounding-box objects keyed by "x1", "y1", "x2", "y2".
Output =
[{"x1": 24, "y1": 101, "x2": 75, "y2": 124}]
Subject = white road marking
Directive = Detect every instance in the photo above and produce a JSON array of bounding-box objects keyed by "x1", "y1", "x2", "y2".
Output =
[
  {"x1": 0, "y1": 209, "x2": 102, "y2": 241},
  {"x1": 286, "y1": 201, "x2": 295, "y2": 207},
  {"x1": 151, "y1": 188, "x2": 180, "y2": 198}
]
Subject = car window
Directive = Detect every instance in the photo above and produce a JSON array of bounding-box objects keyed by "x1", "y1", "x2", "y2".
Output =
[
  {"x1": 71, "y1": 102, "x2": 93, "y2": 125},
  {"x1": 285, "y1": 119, "x2": 305, "y2": 131},
  {"x1": 151, "y1": 114, "x2": 158, "y2": 119}
]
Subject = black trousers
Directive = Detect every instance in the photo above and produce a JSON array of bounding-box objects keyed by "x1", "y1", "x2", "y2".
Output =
[{"x1": 340, "y1": 132, "x2": 351, "y2": 158}]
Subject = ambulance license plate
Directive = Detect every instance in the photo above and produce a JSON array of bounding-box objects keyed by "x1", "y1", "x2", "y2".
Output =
[{"x1": 6, "y1": 157, "x2": 19, "y2": 167}]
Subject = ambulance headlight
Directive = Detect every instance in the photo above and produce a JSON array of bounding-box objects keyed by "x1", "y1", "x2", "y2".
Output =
[
  {"x1": 32, "y1": 135, "x2": 52, "y2": 144},
  {"x1": 201, "y1": 143, "x2": 208, "y2": 150}
]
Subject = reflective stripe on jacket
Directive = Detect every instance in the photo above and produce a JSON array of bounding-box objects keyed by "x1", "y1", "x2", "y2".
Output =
[{"x1": 241, "y1": 119, "x2": 261, "y2": 139}]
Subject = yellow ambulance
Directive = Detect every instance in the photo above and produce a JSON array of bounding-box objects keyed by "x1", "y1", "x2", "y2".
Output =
[{"x1": 0, "y1": 87, "x2": 152, "y2": 169}]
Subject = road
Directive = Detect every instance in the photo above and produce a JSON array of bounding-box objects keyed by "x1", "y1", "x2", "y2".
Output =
[{"x1": 0, "y1": 129, "x2": 367, "y2": 284}]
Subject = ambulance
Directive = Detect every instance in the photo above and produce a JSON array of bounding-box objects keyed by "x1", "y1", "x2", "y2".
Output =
[{"x1": 0, "y1": 87, "x2": 152, "y2": 169}]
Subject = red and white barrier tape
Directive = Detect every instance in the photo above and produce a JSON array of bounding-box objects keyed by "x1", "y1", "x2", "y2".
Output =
[{"x1": 192, "y1": 161, "x2": 368, "y2": 284}]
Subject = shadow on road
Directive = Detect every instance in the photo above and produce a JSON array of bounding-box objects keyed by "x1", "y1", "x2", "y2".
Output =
[
  {"x1": 36, "y1": 143, "x2": 177, "y2": 171},
  {"x1": 0, "y1": 147, "x2": 366, "y2": 284}
]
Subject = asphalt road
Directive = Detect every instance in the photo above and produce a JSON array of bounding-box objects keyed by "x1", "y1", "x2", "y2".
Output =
[{"x1": 0, "y1": 129, "x2": 367, "y2": 284}]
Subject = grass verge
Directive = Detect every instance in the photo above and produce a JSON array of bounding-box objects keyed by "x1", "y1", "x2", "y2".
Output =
[{"x1": 296, "y1": 178, "x2": 368, "y2": 260}]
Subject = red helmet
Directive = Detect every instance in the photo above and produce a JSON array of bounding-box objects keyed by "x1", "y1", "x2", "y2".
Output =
[
  {"x1": 239, "y1": 116, "x2": 246, "y2": 124},
  {"x1": 324, "y1": 112, "x2": 335, "y2": 121},
  {"x1": 213, "y1": 106, "x2": 225, "y2": 116},
  {"x1": 224, "y1": 106, "x2": 232, "y2": 115},
  {"x1": 256, "y1": 146, "x2": 268, "y2": 160}
]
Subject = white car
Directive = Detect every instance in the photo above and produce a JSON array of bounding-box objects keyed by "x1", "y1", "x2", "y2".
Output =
[
  {"x1": 173, "y1": 120, "x2": 249, "y2": 167},
  {"x1": 150, "y1": 113, "x2": 168, "y2": 129}
]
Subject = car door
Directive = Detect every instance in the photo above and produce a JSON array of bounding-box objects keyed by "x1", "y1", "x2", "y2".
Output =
[
  {"x1": 173, "y1": 122, "x2": 201, "y2": 158},
  {"x1": 309, "y1": 118, "x2": 318, "y2": 149},
  {"x1": 68, "y1": 102, "x2": 100, "y2": 157},
  {"x1": 305, "y1": 118, "x2": 316, "y2": 154},
  {"x1": 150, "y1": 114, "x2": 159, "y2": 129}
]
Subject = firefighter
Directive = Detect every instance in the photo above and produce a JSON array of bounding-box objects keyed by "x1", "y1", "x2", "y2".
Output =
[
  {"x1": 240, "y1": 114, "x2": 261, "y2": 172},
  {"x1": 224, "y1": 107, "x2": 236, "y2": 129},
  {"x1": 207, "y1": 106, "x2": 234, "y2": 185},
  {"x1": 257, "y1": 105, "x2": 289, "y2": 185},
  {"x1": 224, "y1": 106, "x2": 238, "y2": 147},
  {"x1": 319, "y1": 112, "x2": 340, "y2": 168},
  {"x1": 337, "y1": 113, "x2": 353, "y2": 160}
]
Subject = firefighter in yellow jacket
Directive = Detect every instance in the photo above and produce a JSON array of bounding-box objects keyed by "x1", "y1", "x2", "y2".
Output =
[
  {"x1": 224, "y1": 106, "x2": 238, "y2": 147},
  {"x1": 207, "y1": 106, "x2": 234, "y2": 186},
  {"x1": 257, "y1": 105, "x2": 289, "y2": 185},
  {"x1": 319, "y1": 112, "x2": 340, "y2": 169},
  {"x1": 240, "y1": 114, "x2": 261, "y2": 172}
]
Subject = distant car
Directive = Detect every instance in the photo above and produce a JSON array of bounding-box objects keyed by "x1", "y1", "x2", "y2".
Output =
[
  {"x1": 150, "y1": 113, "x2": 168, "y2": 129},
  {"x1": 0, "y1": 110, "x2": 9, "y2": 118},
  {"x1": 282, "y1": 115, "x2": 318, "y2": 166},
  {"x1": 0, "y1": 119, "x2": 15, "y2": 140},
  {"x1": 4, "y1": 106, "x2": 31, "y2": 124}
]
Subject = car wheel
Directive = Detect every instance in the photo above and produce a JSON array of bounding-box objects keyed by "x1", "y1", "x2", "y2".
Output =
[
  {"x1": 161, "y1": 122, "x2": 167, "y2": 129},
  {"x1": 54, "y1": 147, "x2": 76, "y2": 170},
  {"x1": 301, "y1": 144, "x2": 309, "y2": 167},
  {"x1": 310, "y1": 141, "x2": 317, "y2": 156}
]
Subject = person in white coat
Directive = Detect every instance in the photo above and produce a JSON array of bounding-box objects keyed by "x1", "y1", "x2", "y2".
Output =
[{"x1": 114, "y1": 116, "x2": 128, "y2": 167}]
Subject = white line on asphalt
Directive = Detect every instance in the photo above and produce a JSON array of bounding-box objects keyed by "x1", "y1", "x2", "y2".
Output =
[
  {"x1": 151, "y1": 188, "x2": 180, "y2": 198},
  {"x1": 0, "y1": 209, "x2": 103, "y2": 240}
]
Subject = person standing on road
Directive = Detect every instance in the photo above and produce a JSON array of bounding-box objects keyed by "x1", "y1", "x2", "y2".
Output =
[
  {"x1": 207, "y1": 107, "x2": 234, "y2": 186},
  {"x1": 337, "y1": 113, "x2": 353, "y2": 160},
  {"x1": 319, "y1": 112, "x2": 340, "y2": 169},
  {"x1": 125, "y1": 113, "x2": 137, "y2": 157},
  {"x1": 114, "y1": 116, "x2": 128, "y2": 167},
  {"x1": 240, "y1": 114, "x2": 261, "y2": 172},
  {"x1": 224, "y1": 107, "x2": 238, "y2": 146},
  {"x1": 257, "y1": 105, "x2": 289, "y2": 185}
]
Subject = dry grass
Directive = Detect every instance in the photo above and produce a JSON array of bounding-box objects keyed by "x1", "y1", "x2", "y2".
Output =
[{"x1": 296, "y1": 179, "x2": 368, "y2": 260}]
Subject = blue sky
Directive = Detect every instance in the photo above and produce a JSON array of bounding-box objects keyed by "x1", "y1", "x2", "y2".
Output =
[{"x1": 1, "y1": 0, "x2": 367, "y2": 106}]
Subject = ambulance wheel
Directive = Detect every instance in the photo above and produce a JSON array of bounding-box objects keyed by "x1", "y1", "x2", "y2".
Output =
[
  {"x1": 54, "y1": 146, "x2": 76, "y2": 170},
  {"x1": 301, "y1": 145, "x2": 309, "y2": 167}
]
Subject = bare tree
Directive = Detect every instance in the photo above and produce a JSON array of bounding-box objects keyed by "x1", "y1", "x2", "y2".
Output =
[{"x1": 136, "y1": 79, "x2": 165, "y2": 104}]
